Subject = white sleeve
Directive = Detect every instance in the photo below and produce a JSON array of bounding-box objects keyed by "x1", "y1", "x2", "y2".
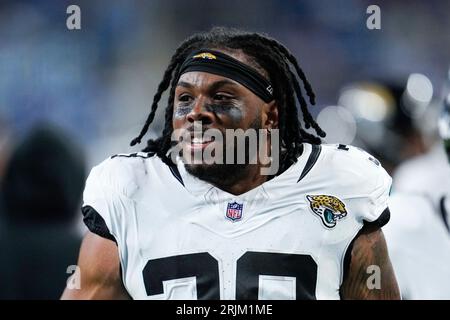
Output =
[
  {"x1": 335, "y1": 145, "x2": 393, "y2": 227},
  {"x1": 361, "y1": 164, "x2": 392, "y2": 225},
  {"x1": 81, "y1": 158, "x2": 127, "y2": 242}
]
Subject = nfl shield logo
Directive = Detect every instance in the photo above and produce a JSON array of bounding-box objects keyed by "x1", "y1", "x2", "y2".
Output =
[{"x1": 226, "y1": 202, "x2": 243, "y2": 221}]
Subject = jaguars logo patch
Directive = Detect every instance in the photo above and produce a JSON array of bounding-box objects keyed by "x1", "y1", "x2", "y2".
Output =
[
  {"x1": 306, "y1": 195, "x2": 347, "y2": 228},
  {"x1": 193, "y1": 52, "x2": 217, "y2": 60}
]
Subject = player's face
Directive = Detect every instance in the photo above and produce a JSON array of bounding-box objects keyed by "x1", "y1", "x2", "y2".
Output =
[{"x1": 172, "y1": 51, "x2": 278, "y2": 183}]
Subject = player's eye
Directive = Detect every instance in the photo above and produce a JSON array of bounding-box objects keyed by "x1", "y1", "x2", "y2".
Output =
[
  {"x1": 213, "y1": 93, "x2": 233, "y2": 101},
  {"x1": 178, "y1": 94, "x2": 193, "y2": 102}
]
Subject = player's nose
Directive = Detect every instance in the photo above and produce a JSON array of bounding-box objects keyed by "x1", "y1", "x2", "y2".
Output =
[{"x1": 186, "y1": 98, "x2": 214, "y2": 125}]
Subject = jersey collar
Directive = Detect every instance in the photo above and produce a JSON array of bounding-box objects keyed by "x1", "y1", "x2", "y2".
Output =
[{"x1": 174, "y1": 143, "x2": 317, "y2": 203}]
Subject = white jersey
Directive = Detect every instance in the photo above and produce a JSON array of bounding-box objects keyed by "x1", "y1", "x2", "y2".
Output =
[
  {"x1": 393, "y1": 143, "x2": 450, "y2": 203},
  {"x1": 82, "y1": 143, "x2": 391, "y2": 300},
  {"x1": 383, "y1": 193, "x2": 450, "y2": 299}
]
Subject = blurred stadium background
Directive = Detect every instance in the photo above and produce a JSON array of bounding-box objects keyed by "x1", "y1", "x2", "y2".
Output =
[{"x1": 0, "y1": 0, "x2": 449, "y2": 299}]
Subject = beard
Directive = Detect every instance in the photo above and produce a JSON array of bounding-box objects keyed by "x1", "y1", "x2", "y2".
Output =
[
  {"x1": 186, "y1": 161, "x2": 250, "y2": 188},
  {"x1": 184, "y1": 115, "x2": 263, "y2": 188}
]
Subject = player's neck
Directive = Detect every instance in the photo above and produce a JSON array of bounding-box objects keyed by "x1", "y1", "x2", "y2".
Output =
[
  {"x1": 184, "y1": 161, "x2": 273, "y2": 195},
  {"x1": 211, "y1": 164, "x2": 268, "y2": 195}
]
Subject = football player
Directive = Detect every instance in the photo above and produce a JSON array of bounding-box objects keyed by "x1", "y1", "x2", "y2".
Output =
[
  {"x1": 383, "y1": 86, "x2": 450, "y2": 299},
  {"x1": 62, "y1": 27, "x2": 399, "y2": 300}
]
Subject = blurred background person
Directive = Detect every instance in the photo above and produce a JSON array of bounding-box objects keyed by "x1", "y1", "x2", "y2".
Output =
[
  {"x1": 382, "y1": 80, "x2": 450, "y2": 299},
  {"x1": 392, "y1": 70, "x2": 450, "y2": 203},
  {"x1": 316, "y1": 75, "x2": 437, "y2": 175},
  {"x1": 0, "y1": 124, "x2": 86, "y2": 299}
]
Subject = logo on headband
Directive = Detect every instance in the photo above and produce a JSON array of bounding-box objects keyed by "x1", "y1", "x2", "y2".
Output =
[{"x1": 193, "y1": 52, "x2": 217, "y2": 60}]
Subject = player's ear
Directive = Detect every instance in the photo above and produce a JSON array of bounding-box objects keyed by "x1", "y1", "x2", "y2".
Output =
[{"x1": 263, "y1": 100, "x2": 279, "y2": 129}]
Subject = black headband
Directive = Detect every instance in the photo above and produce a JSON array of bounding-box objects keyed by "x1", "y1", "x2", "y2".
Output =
[{"x1": 177, "y1": 49, "x2": 274, "y2": 103}]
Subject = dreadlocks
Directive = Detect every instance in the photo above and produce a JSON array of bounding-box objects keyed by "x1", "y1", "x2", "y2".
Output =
[{"x1": 130, "y1": 27, "x2": 326, "y2": 173}]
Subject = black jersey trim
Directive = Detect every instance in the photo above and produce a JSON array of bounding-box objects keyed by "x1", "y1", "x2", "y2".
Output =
[
  {"x1": 111, "y1": 152, "x2": 155, "y2": 159},
  {"x1": 297, "y1": 144, "x2": 322, "y2": 183},
  {"x1": 169, "y1": 165, "x2": 184, "y2": 186},
  {"x1": 439, "y1": 196, "x2": 450, "y2": 233},
  {"x1": 82, "y1": 205, "x2": 117, "y2": 243},
  {"x1": 363, "y1": 207, "x2": 391, "y2": 229},
  {"x1": 82, "y1": 205, "x2": 132, "y2": 297}
]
